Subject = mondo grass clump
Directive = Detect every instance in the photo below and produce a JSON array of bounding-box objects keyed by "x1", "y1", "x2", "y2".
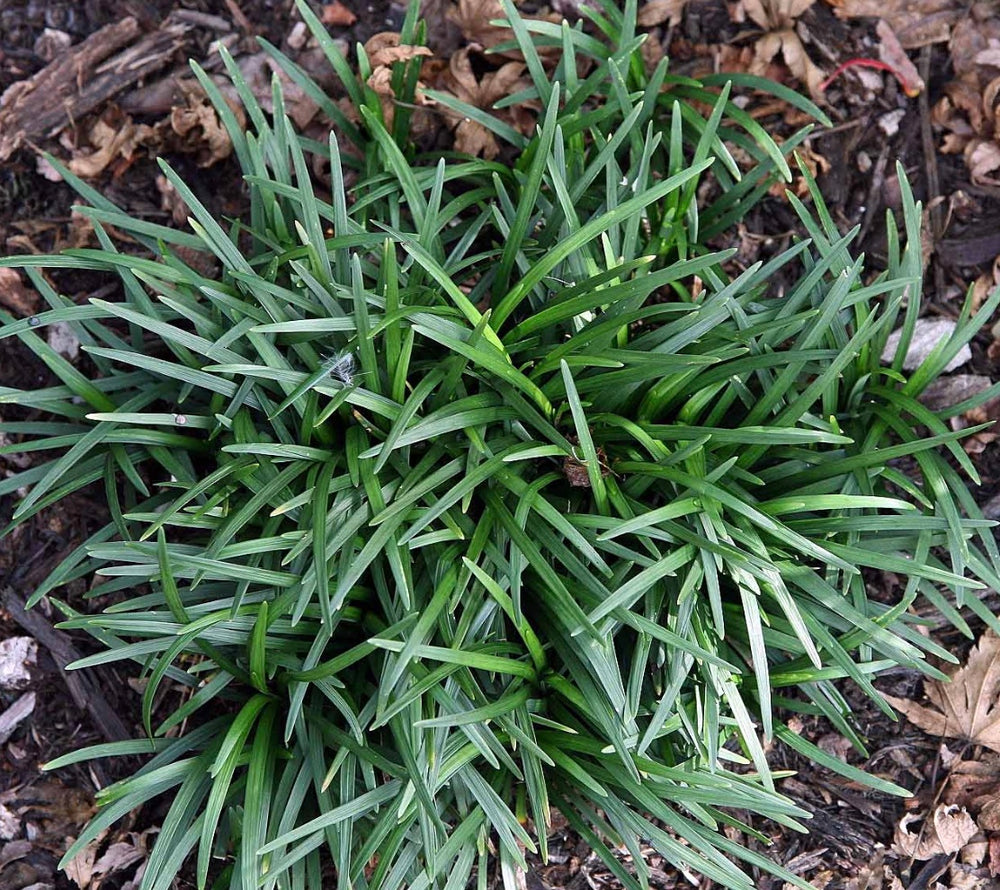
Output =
[{"x1": 3, "y1": 1, "x2": 1000, "y2": 888}]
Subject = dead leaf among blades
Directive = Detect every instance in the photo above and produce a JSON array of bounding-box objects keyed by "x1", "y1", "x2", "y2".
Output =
[
  {"x1": 741, "y1": 0, "x2": 816, "y2": 31},
  {"x1": 735, "y1": 0, "x2": 827, "y2": 98},
  {"x1": 833, "y1": 0, "x2": 964, "y2": 49},
  {"x1": 447, "y1": 0, "x2": 559, "y2": 57},
  {"x1": 430, "y1": 48, "x2": 537, "y2": 159},
  {"x1": 893, "y1": 805, "x2": 978, "y2": 860},
  {"x1": 884, "y1": 630, "x2": 1000, "y2": 754}
]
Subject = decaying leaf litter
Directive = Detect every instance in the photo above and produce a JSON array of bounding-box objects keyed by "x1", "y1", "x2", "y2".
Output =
[{"x1": 2, "y1": 0, "x2": 1000, "y2": 888}]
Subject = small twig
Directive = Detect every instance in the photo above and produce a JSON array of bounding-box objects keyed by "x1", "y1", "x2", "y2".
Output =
[
  {"x1": 857, "y1": 140, "x2": 891, "y2": 247},
  {"x1": 223, "y1": 0, "x2": 255, "y2": 35},
  {"x1": 918, "y1": 45, "x2": 946, "y2": 302},
  {"x1": 818, "y1": 118, "x2": 866, "y2": 138},
  {"x1": 1, "y1": 586, "x2": 131, "y2": 743},
  {"x1": 173, "y1": 9, "x2": 236, "y2": 32}
]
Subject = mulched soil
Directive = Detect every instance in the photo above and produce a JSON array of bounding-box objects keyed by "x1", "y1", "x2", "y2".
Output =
[{"x1": 2, "y1": 1, "x2": 1000, "y2": 889}]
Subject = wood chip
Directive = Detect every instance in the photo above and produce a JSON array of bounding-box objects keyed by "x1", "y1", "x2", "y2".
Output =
[
  {"x1": 0, "y1": 692, "x2": 36, "y2": 746},
  {"x1": 0, "y1": 637, "x2": 36, "y2": 691},
  {"x1": 0, "y1": 15, "x2": 194, "y2": 162},
  {"x1": 881, "y1": 318, "x2": 971, "y2": 372}
]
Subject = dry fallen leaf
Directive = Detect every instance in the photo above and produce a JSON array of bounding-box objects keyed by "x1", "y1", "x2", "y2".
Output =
[
  {"x1": 68, "y1": 111, "x2": 156, "y2": 178},
  {"x1": 366, "y1": 65, "x2": 400, "y2": 128},
  {"x1": 638, "y1": 0, "x2": 689, "y2": 27},
  {"x1": 966, "y1": 139, "x2": 1000, "y2": 187},
  {"x1": 169, "y1": 95, "x2": 232, "y2": 167},
  {"x1": 833, "y1": 0, "x2": 962, "y2": 48},
  {"x1": 0, "y1": 269, "x2": 40, "y2": 317},
  {"x1": 758, "y1": 30, "x2": 826, "y2": 98},
  {"x1": 65, "y1": 832, "x2": 148, "y2": 889},
  {"x1": 433, "y1": 48, "x2": 536, "y2": 159},
  {"x1": 742, "y1": 0, "x2": 816, "y2": 30},
  {"x1": 893, "y1": 806, "x2": 978, "y2": 860},
  {"x1": 963, "y1": 837, "x2": 989, "y2": 868},
  {"x1": 0, "y1": 838, "x2": 32, "y2": 873},
  {"x1": 365, "y1": 32, "x2": 433, "y2": 68},
  {"x1": 448, "y1": 0, "x2": 511, "y2": 49},
  {"x1": 737, "y1": 0, "x2": 827, "y2": 99},
  {"x1": 960, "y1": 399, "x2": 1000, "y2": 454},
  {"x1": 769, "y1": 144, "x2": 830, "y2": 198},
  {"x1": 948, "y1": 862, "x2": 992, "y2": 889},
  {"x1": 156, "y1": 174, "x2": 189, "y2": 227},
  {"x1": 917, "y1": 6, "x2": 1000, "y2": 183},
  {"x1": 321, "y1": 1, "x2": 357, "y2": 26},
  {"x1": 950, "y1": 10, "x2": 1000, "y2": 81},
  {"x1": 91, "y1": 839, "x2": 147, "y2": 885},
  {"x1": 65, "y1": 830, "x2": 104, "y2": 890},
  {"x1": 232, "y1": 54, "x2": 315, "y2": 130},
  {"x1": 447, "y1": 0, "x2": 559, "y2": 60},
  {"x1": 875, "y1": 19, "x2": 925, "y2": 95},
  {"x1": 844, "y1": 845, "x2": 885, "y2": 890},
  {"x1": 979, "y1": 797, "x2": 1000, "y2": 831},
  {"x1": 992, "y1": 835, "x2": 1000, "y2": 878},
  {"x1": 355, "y1": 33, "x2": 434, "y2": 130},
  {"x1": 935, "y1": 77, "x2": 985, "y2": 154},
  {"x1": 16, "y1": 779, "x2": 96, "y2": 843},
  {"x1": 63, "y1": 83, "x2": 241, "y2": 179},
  {"x1": 884, "y1": 631, "x2": 1000, "y2": 753},
  {"x1": 946, "y1": 754, "x2": 1000, "y2": 812}
]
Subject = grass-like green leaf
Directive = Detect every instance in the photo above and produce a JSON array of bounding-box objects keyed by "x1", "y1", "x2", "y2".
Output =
[{"x1": 3, "y1": 6, "x2": 996, "y2": 890}]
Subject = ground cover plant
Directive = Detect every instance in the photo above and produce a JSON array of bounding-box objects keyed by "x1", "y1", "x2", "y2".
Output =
[{"x1": 2, "y1": 1, "x2": 1000, "y2": 888}]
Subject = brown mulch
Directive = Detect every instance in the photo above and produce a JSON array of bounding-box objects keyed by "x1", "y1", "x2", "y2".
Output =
[{"x1": 3, "y1": 1, "x2": 1000, "y2": 889}]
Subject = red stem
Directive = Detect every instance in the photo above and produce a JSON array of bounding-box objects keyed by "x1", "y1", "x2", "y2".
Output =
[{"x1": 819, "y1": 58, "x2": 920, "y2": 97}]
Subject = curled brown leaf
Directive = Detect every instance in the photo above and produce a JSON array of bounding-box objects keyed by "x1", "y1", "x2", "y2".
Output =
[
  {"x1": 751, "y1": 28, "x2": 826, "y2": 99},
  {"x1": 430, "y1": 48, "x2": 536, "y2": 159},
  {"x1": 364, "y1": 32, "x2": 433, "y2": 68},
  {"x1": 169, "y1": 96, "x2": 232, "y2": 167},
  {"x1": 893, "y1": 806, "x2": 978, "y2": 860},
  {"x1": 359, "y1": 33, "x2": 434, "y2": 131},
  {"x1": 67, "y1": 111, "x2": 156, "y2": 178},
  {"x1": 741, "y1": 0, "x2": 816, "y2": 31},
  {"x1": 884, "y1": 630, "x2": 1000, "y2": 753}
]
